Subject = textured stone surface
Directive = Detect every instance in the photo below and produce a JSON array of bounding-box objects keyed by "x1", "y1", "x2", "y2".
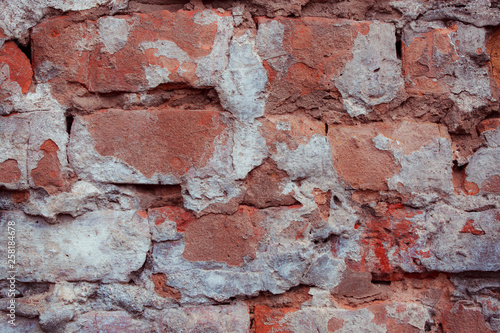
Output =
[
  {"x1": 357, "y1": 203, "x2": 500, "y2": 277},
  {"x1": 65, "y1": 311, "x2": 153, "y2": 333},
  {"x1": 144, "y1": 302, "x2": 250, "y2": 332},
  {"x1": 182, "y1": 206, "x2": 265, "y2": 266},
  {"x1": 490, "y1": 28, "x2": 500, "y2": 90},
  {"x1": 152, "y1": 205, "x2": 346, "y2": 303},
  {"x1": 0, "y1": 0, "x2": 126, "y2": 40},
  {"x1": 466, "y1": 148, "x2": 500, "y2": 194},
  {"x1": 0, "y1": 210, "x2": 150, "y2": 282}
]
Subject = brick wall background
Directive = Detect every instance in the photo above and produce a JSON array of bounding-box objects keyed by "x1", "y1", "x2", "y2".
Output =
[{"x1": 1, "y1": 0, "x2": 500, "y2": 332}]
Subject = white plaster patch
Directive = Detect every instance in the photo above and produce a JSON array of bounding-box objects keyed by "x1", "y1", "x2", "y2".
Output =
[
  {"x1": 195, "y1": 16, "x2": 234, "y2": 87},
  {"x1": 386, "y1": 303, "x2": 431, "y2": 330},
  {"x1": 217, "y1": 32, "x2": 268, "y2": 122},
  {"x1": 374, "y1": 133, "x2": 454, "y2": 203},
  {"x1": 335, "y1": 22, "x2": 404, "y2": 117},
  {"x1": 140, "y1": 40, "x2": 190, "y2": 64},
  {"x1": 97, "y1": 16, "x2": 129, "y2": 54},
  {"x1": 231, "y1": 122, "x2": 269, "y2": 179},
  {"x1": 0, "y1": 0, "x2": 124, "y2": 40},
  {"x1": 143, "y1": 65, "x2": 171, "y2": 88},
  {"x1": 0, "y1": 210, "x2": 150, "y2": 283},
  {"x1": 193, "y1": 9, "x2": 221, "y2": 25},
  {"x1": 6, "y1": 83, "x2": 64, "y2": 113}
]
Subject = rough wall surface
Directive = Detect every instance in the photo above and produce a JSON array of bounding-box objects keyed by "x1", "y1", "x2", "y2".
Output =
[{"x1": 0, "y1": 0, "x2": 500, "y2": 332}]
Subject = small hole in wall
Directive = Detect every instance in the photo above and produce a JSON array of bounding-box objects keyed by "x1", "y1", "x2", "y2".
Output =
[
  {"x1": 371, "y1": 280, "x2": 391, "y2": 285},
  {"x1": 333, "y1": 195, "x2": 341, "y2": 207},
  {"x1": 395, "y1": 31, "x2": 402, "y2": 60},
  {"x1": 15, "y1": 40, "x2": 32, "y2": 62},
  {"x1": 66, "y1": 115, "x2": 74, "y2": 135}
]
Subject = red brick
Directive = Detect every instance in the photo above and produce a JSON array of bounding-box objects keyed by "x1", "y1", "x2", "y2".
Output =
[
  {"x1": 243, "y1": 159, "x2": 297, "y2": 209},
  {"x1": 30, "y1": 139, "x2": 64, "y2": 194},
  {"x1": 259, "y1": 114, "x2": 325, "y2": 153},
  {"x1": 460, "y1": 219, "x2": 485, "y2": 235},
  {"x1": 0, "y1": 41, "x2": 32, "y2": 93},
  {"x1": 151, "y1": 273, "x2": 181, "y2": 300},
  {"x1": 355, "y1": 203, "x2": 426, "y2": 280},
  {"x1": 149, "y1": 206, "x2": 195, "y2": 232},
  {"x1": 402, "y1": 25, "x2": 459, "y2": 95},
  {"x1": 0, "y1": 159, "x2": 21, "y2": 183},
  {"x1": 79, "y1": 109, "x2": 225, "y2": 179},
  {"x1": 32, "y1": 17, "x2": 93, "y2": 85},
  {"x1": 477, "y1": 118, "x2": 500, "y2": 134},
  {"x1": 256, "y1": 17, "x2": 372, "y2": 112},
  {"x1": 442, "y1": 303, "x2": 494, "y2": 333},
  {"x1": 327, "y1": 317, "x2": 344, "y2": 332},
  {"x1": 182, "y1": 206, "x2": 265, "y2": 266},
  {"x1": 12, "y1": 190, "x2": 30, "y2": 203},
  {"x1": 481, "y1": 175, "x2": 500, "y2": 193},
  {"x1": 254, "y1": 305, "x2": 295, "y2": 333},
  {"x1": 32, "y1": 10, "x2": 229, "y2": 92},
  {"x1": 488, "y1": 28, "x2": 500, "y2": 90},
  {"x1": 328, "y1": 121, "x2": 448, "y2": 191}
]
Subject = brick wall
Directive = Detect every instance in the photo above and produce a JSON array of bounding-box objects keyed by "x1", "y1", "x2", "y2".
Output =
[{"x1": 1, "y1": 0, "x2": 500, "y2": 332}]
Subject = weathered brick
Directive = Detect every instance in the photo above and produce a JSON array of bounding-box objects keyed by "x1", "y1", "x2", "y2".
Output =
[
  {"x1": 488, "y1": 27, "x2": 500, "y2": 90},
  {"x1": 328, "y1": 121, "x2": 452, "y2": 194},
  {"x1": 0, "y1": 210, "x2": 150, "y2": 282},
  {"x1": 356, "y1": 203, "x2": 426, "y2": 280},
  {"x1": 0, "y1": 159, "x2": 21, "y2": 184},
  {"x1": 442, "y1": 302, "x2": 494, "y2": 333},
  {"x1": 403, "y1": 22, "x2": 491, "y2": 112},
  {"x1": 254, "y1": 301, "x2": 431, "y2": 332},
  {"x1": 260, "y1": 114, "x2": 325, "y2": 152},
  {"x1": 182, "y1": 206, "x2": 266, "y2": 266},
  {"x1": 478, "y1": 118, "x2": 500, "y2": 134},
  {"x1": 69, "y1": 109, "x2": 226, "y2": 184},
  {"x1": 254, "y1": 305, "x2": 295, "y2": 333},
  {"x1": 32, "y1": 10, "x2": 232, "y2": 93},
  {"x1": 256, "y1": 17, "x2": 402, "y2": 116},
  {"x1": 151, "y1": 302, "x2": 250, "y2": 332},
  {"x1": 366, "y1": 204, "x2": 500, "y2": 274},
  {"x1": 466, "y1": 152, "x2": 500, "y2": 193},
  {"x1": 403, "y1": 24, "x2": 459, "y2": 95},
  {"x1": 32, "y1": 17, "x2": 93, "y2": 84},
  {"x1": 260, "y1": 114, "x2": 333, "y2": 181},
  {"x1": 0, "y1": 111, "x2": 69, "y2": 192},
  {"x1": 148, "y1": 205, "x2": 195, "y2": 242},
  {"x1": 242, "y1": 159, "x2": 297, "y2": 209},
  {"x1": 0, "y1": 41, "x2": 32, "y2": 94},
  {"x1": 65, "y1": 311, "x2": 153, "y2": 333}
]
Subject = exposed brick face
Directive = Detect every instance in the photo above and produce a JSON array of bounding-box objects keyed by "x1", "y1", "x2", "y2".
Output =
[
  {"x1": 182, "y1": 206, "x2": 265, "y2": 266},
  {"x1": 0, "y1": 159, "x2": 21, "y2": 183},
  {"x1": 31, "y1": 140, "x2": 64, "y2": 194},
  {"x1": 72, "y1": 109, "x2": 225, "y2": 180}
]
